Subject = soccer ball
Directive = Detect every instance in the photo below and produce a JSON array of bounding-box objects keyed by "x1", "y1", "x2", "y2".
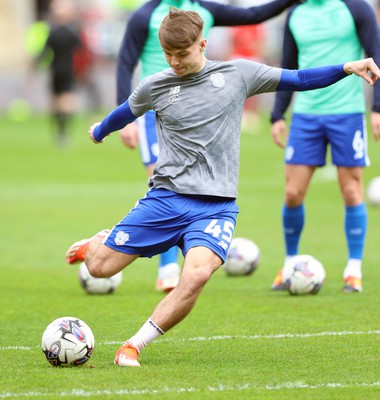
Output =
[
  {"x1": 367, "y1": 177, "x2": 380, "y2": 206},
  {"x1": 282, "y1": 255, "x2": 326, "y2": 295},
  {"x1": 223, "y1": 237, "x2": 260, "y2": 276},
  {"x1": 78, "y1": 262, "x2": 123, "y2": 294},
  {"x1": 41, "y1": 317, "x2": 95, "y2": 367}
]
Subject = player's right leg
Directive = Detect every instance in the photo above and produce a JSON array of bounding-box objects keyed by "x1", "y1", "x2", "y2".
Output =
[
  {"x1": 65, "y1": 228, "x2": 139, "y2": 278},
  {"x1": 272, "y1": 114, "x2": 323, "y2": 290},
  {"x1": 65, "y1": 229, "x2": 110, "y2": 264}
]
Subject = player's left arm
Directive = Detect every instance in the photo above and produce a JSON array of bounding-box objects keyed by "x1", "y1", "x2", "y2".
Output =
[
  {"x1": 277, "y1": 58, "x2": 380, "y2": 92},
  {"x1": 200, "y1": 0, "x2": 300, "y2": 25},
  {"x1": 346, "y1": 0, "x2": 380, "y2": 140}
]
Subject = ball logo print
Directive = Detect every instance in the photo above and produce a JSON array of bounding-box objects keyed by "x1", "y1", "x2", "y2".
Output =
[
  {"x1": 293, "y1": 261, "x2": 313, "y2": 277},
  {"x1": 71, "y1": 323, "x2": 86, "y2": 342},
  {"x1": 47, "y1": 341, "x2": 60, "y2": 362}
]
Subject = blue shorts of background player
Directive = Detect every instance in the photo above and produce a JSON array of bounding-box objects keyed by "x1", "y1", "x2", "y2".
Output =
[
  {"x1": 285, "y1": 113, "x2": 369, "y2": 167},
  {"x1": 104, "y1": 188, "x2": 239, "y2": 263},
  {"x1": 136, "y1": 110, "x2": 159, "y2": 167}
]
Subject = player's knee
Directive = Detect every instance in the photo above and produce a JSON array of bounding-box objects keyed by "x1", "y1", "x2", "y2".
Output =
[
  {"x1": 341, "y1": 184, "x2": 362, "y2": 205},
  {"x1": 183, "y1": 263, "x2": 213, "y2": 290},
  {"x1": 86, "y1": 258, "x2": 109, "y2": 278},
  {"x1": 285, "y1": 186, "x2": 305, "y2": 206}
]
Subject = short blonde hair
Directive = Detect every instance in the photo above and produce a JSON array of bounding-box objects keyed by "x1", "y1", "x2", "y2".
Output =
[{"x1": 159, "y1": 7, "x2": 204, "y2": 50}]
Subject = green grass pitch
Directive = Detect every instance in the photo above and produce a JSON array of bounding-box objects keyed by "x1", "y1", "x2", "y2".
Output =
[{"x1": 1, "y1": 112, "x2": 379, "y2": 399}]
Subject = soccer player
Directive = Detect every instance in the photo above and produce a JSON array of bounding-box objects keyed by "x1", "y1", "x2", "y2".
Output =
[
  {"x1": 65, "y1": 8, "x2": 380, "y2": 367},
  {"x1": 269, "y1": 0, "x2": 380, "y2": 293},
  {"x1": 117, "y1": 0, "x2": 302, "y2": 292}
]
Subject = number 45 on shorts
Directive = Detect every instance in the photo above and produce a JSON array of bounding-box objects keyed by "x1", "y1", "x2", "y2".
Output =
[{"x1": 204, "y1": 219, "x2": 235, "y2": 250}]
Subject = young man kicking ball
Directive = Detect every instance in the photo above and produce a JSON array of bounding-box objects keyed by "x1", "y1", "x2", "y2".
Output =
[{"x1": 65, "y1": 8, "x2": 380, "y2": 367}]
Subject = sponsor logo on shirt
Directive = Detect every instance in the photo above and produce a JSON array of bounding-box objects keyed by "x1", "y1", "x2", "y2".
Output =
[{"x1": 169, "y1": 86, "x2": 181, "y2": 104}]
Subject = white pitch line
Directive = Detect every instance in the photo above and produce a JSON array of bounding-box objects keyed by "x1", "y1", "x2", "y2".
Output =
[
  {"x1": 1, "y1": 381, "x2": 380, "y2": 398},
  {"x1": 99, "y1": 329, "x2": 380, "y2": 346},
  {"x1": 1, "y1": 330, "x2": 380, "y2": 351}
]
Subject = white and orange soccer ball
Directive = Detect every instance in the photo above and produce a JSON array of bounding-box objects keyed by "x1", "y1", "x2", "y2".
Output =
[
  {"x1": 223, "y1": 237, "x2": 260, "y2": 276},
  {"x1": 282, "y1": 255, "x2": 326, "y2": 295}
]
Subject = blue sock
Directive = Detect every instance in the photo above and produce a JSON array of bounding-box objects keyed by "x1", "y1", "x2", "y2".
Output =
[
  {"x1": 159, "y1": 246, "x2": 179, "y2": 268},
  {"x1": 345, "y1": 203, "x2": 367, "y2": 260},
  {"x1": 282, "y1": 204, "x2": 304, "y2": 256}
]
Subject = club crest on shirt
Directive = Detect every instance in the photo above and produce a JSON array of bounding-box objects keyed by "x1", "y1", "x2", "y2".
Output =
[
  {"x1": 114, "y1": 231, "x2": 129, "y2": 246},
  {"x1": 210, "y1": 73, "x2": 225, "y2": 88}
]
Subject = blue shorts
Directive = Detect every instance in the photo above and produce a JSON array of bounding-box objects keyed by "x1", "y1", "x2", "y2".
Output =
[
  {"x1": 136, "y1": 110, "x2": 159, "y2": 167},
  {"x1": 285, "y1": 113, "x2": 370, "y2": 167},
  {"x1": 104, "y1": 188, "x2": 239, "y2": 262}
]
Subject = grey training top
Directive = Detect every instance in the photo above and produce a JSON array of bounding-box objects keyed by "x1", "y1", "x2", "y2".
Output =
[{"x1": 128, "y1": 59, "x2": 282, "y2": 198}]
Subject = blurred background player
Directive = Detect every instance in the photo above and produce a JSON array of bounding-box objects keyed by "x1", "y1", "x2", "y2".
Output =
[
  {"x1": 117, "y1": 0, "x2": 300, "y2": 293},
  {"x1": 229, "y1": 24, "x2": 266, "y2": 133},
  {"x1": 269, "y1": 0, "x2": 380, "y2": 293},
  {"x1": 35, "y1": 0, "x2": 82, "y2": 147}
]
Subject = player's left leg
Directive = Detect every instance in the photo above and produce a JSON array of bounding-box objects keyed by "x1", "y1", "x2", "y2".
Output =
[
  {"x1": 331, "y1": 113, "x2": 369, "y2": 293},
  {"x1": 114, "y1": 246, "x2": 222, "y2": 367},
  {"x1": 114, "y1": 196, "x2": 238, "y2": 367},
  {"x1": 337, "y1": 166, "x2": 367, "y2": 293}
]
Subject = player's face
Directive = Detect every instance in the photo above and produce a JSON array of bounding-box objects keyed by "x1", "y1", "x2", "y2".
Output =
[{"x1": 162, "y1": 38, "x2": 207, "y2": 76}]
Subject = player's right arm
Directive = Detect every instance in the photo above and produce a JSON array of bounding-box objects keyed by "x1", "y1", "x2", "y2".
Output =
[
  {"x1": 116, "y1": 5, "x2": 153, "y2": 105},
  {"x1": 90, "y1": 101, "x2": 138, "y2": 144},
  {"x1": 116, "y1": 4, "x2": 155, "y2": 149},
  {"x1": 270, "y1": 9, "x2": 298, "y2": 148}
]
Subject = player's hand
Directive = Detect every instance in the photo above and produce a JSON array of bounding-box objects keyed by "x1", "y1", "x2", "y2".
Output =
[
  {"x1": 370, "y1": 111, "x2": 380, "y2": 141},
  {"x1": 119, "y1": 122, "x2": 138, "y2": 149},
  {"x1": 271, "y1": 119, "x2": 288, "y2": 148},
  {"x1": 89, "y1": 122, "x2": 104, "y2": 144},
  {"x1": 343, "y1": 58, "x2": 380, "y2": 86}
]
